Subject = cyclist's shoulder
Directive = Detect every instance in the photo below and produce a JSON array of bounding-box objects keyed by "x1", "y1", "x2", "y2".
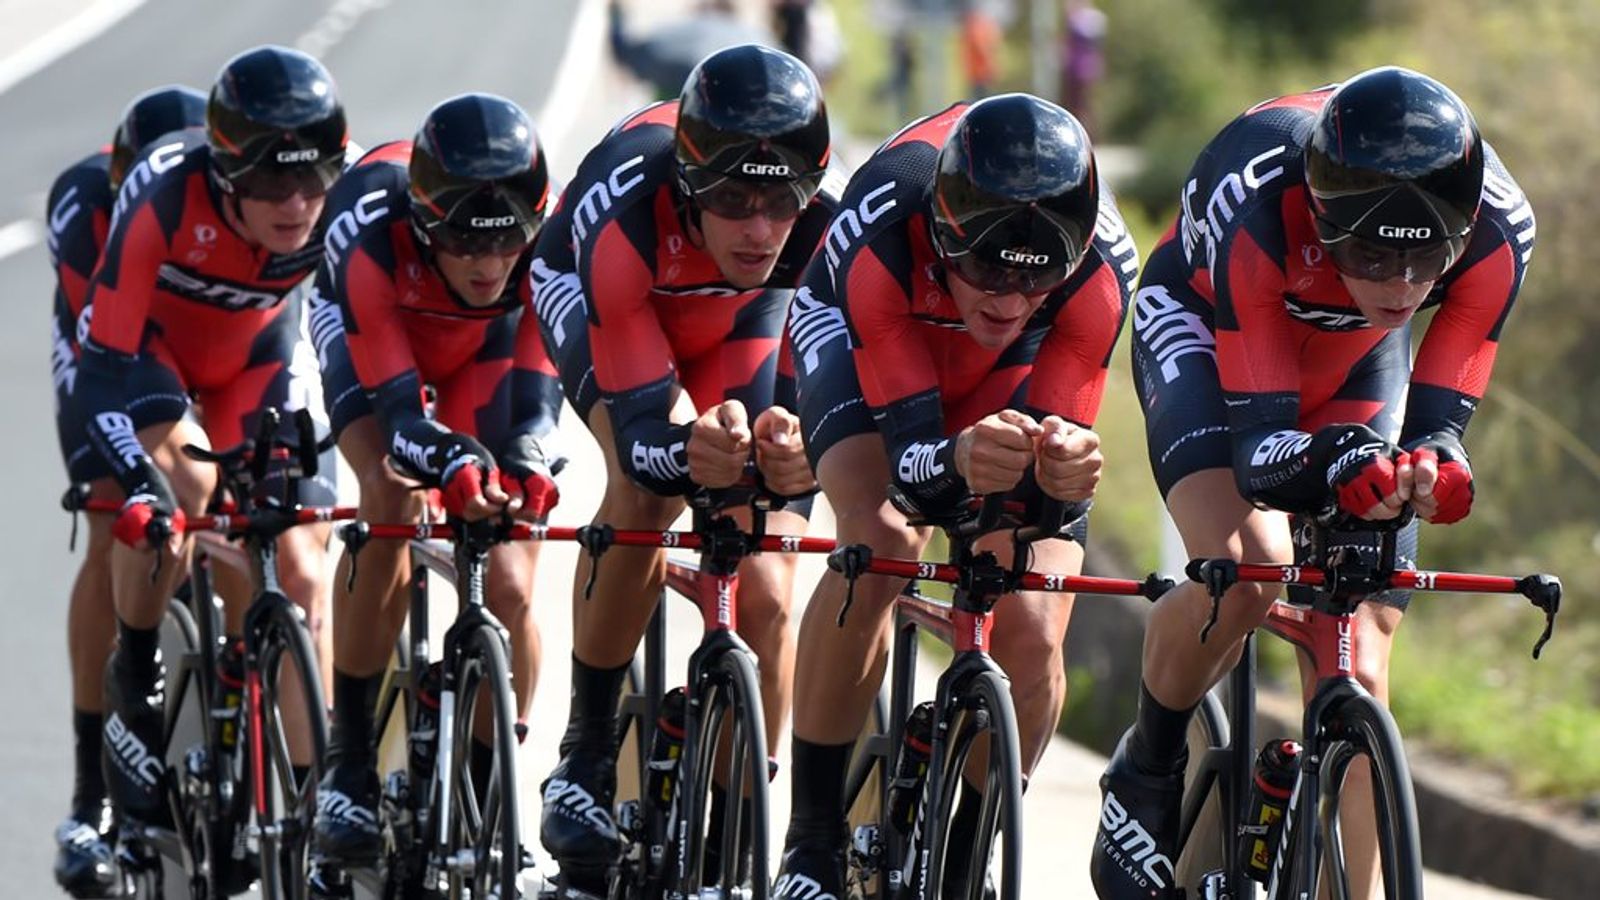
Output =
[
  {"x1": 48, "y1": 148, "x2": 113, "y2": 207},
  {"x1": 322, "y1": 142, "x2": 412, "y2": 265},
  {"x1": 562, "y1": 120, "x2": 674, "y2": 249},
  {"x1": 109, "y1": 132, "x2": 209, "y2": 227}
]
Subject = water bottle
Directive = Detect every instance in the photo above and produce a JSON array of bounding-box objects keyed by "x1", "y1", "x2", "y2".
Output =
[
  {"x1": 1241, "y1": 739, "x2": 1300, "y2": 883},
  {"x1": 409, "y1": 662, "x2": 444, "y2": 787},
  {"x1": 645, "y1": 687, "x2": 688, "y2": 806},
  {"x1": 886, "y1": 702, "x2": 936, "y2": 834},
  {"x1": 213, "y1": 640, "x2": 245, "y2": 751}
]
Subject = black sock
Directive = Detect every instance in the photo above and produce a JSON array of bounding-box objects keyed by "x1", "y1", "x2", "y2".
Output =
[
  {"x1": 941, "y1": 780, "x2": 985, "y2": 889},
  {"x1": 116, "y1": 619, "x2": 161, "y2": 683},
  {"x1": 1127, "y1": 682, "x2": 1196, "y2": 776},
  {"x1": 72, "y1": 709, "x2": 107, "y2": 820},
  {"x1": 786, "y1": 737, "x2": 854, "y2": 844},
  {"x1": 704, "y1": 783, "x2": 753, "y2": 882},
  {"x1": 329, "y1": 671, "x2": 381, "y2": 766},
  {"x1": 561, "y1": 655, "x2": 628, "y2": 756}
]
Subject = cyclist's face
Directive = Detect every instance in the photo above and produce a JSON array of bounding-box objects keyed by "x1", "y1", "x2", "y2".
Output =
[
  {"x1": 236, "y1": 190, "x2": 326, "y2": 255},
  {"x1": 1340, "y1": 273, "x2": 1434, "y2": 330},
  {"x1": 697, "y1": 206, "x2": 799, "y2": 290},
  {"x1": 947, "y1": 276, "x2": 1048, "y2": 349},
  {"x1": 435, "y1": 246, "x2": 522, "y2": 306}
]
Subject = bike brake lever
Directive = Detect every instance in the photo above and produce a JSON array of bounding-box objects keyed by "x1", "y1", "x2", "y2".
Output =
[
  {"x1": 1520, "y1": 574, "x2": 1562, "y2": 660},
  {"x1": 577, "y1": 524, "x2": 615, "y2": 600},
  {"x1": 827, "y1": 544, "x2": 873, "y2": 627}
]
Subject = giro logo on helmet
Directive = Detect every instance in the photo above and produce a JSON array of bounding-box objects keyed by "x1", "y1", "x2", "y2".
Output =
[
  {"x1": 275, "y1": 148, "x2": 320, "y2": 164},
  {"x1": 999, "y1": 248, "x2": 1051, "y2": 265},
  {"x1": 1376, "y1": 225, "x2": 1433, "y2": 239},
  {"x1": 740, "y1": 162, "x2": 791, "y2": 177},
  {"x1": 469, "y1": 215, "x2": 518, "y2": 228}
]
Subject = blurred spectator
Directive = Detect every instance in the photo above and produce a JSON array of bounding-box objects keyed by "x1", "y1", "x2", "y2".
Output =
[
  {"x1": 1059, "y1": 0, "x2": 1106, "y2": 136},
  {"x1": 608, "y1": 0, "x2": 773, "y2": 99},
  {"x1": 960, "y1": 1, "x2": 1002, "y2": 98},
  {"x1": 871, "y1": 0, "x2": 917, "y2": 123},
  {"x1": 774, "y1": 0, "x2": 812, "y2": 65},
  {"x1": 808, "y1": 1, "x2": 844, "y2": 88}
]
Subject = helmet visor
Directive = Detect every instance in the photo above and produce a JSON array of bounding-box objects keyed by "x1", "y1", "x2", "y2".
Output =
[
  {"x1": 682, "y1": 166, "x2": 821, "y2": 221},
  {"x1": 227, "y1": 159, "x2": 343, "y2": 202},
  {"x1": 1314, "y1": 216, "x2": 1468, "y2": 284},
  {"x1": 931, "y1": 227, "x2": 1076, "y2": 297},
  {"x1": 423, "y1": 221, "x2": 536, "y2": 258}
]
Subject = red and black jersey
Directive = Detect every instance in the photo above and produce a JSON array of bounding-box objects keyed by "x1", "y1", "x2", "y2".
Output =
[
  {"x1": 313, "y1": 141, "x2": 559, "y2": 481},
  {"x1": 530, "y1": 99, "x2": 840, "y2": 495},
  {"x1": 77, "y1": 135, "x2": 329, "y2": 482},
  {"x1": 46, "y1": 147, "x2": 114, "y2": 397},
  {"x1": 790, "y1": 102, "x2": 1137, "y2": 511},
  {"x1": 1153, "y1": 86, "x2": 1535, "y2": 507}
]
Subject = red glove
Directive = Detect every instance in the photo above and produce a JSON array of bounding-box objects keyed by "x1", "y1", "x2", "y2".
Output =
[
  {"x1": 113, "y1": 493, "x2": 187, "y2": 549},
  {"x1": 500, "y1": 468, "x2": 559, "y2": 520},
  {"x1": 440, "y1": 456, "x2": 498, "y2": 518},
  {"x1": 1321, "y1": 424, "x2": 1406, "y2": 519},
  {"x1": 1410, "y1": 445, "x2": 1474, "y2": 524}
]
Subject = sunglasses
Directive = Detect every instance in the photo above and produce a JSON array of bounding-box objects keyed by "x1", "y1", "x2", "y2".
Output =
[
  {"x1": 682, "y1": 166, "x2": 821, "y2": 222},
  {"x1": 1314, "y1": 217, "x2": 1468, "y2": 285}
]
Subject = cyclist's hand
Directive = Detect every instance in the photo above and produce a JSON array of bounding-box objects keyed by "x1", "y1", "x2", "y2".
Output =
[
  {"x1": 688, "y1": 399, "x2": 752, "y2": 489},
  {"x1": 113, "y1": 460, "x2": 185, "y2": 553},
  {"x1": 1034, "y1": 416, "x2": 1102, "y2": 501},
  {"x1": 501, "y1": 465, "x2": 559, "y2": 521},
  {"x1": 1407, "y1": 439, "x2": 1474, "y2": 524},
  {"x1": 439, "y1": 433, "x2": 510, "y2": 521},
  {"x1": 1319, "y1": 423, "x2": 1408, "y2": 520},
  {"x1": 955, "y1": 409, "x2": 1040, "y2": 495},
  {"x1": 753, "y1": 406, "x2": 815, "y2": 496}
]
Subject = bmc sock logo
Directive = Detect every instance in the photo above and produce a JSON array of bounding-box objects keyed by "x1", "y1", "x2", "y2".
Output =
[
  {"x1": 1098, "y1": 790, "x2": 1174, "y2": 889},
  {"x1": 104, "y1": 712, "x2": 162, "y2": 789},
  {"x1": 773, "y1": 872, "x2": 838, "y2": 900}
]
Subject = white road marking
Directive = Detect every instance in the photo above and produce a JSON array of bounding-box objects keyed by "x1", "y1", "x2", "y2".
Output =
[
  {"x1": 293, "y1": 0, "x2": 394, "y2": 58},
  {"x1": 535, "y1": 0, "x2": 607, "y2": 152},
  {"x1": 0, "y1": 218, "x2": 45, "y2": 261},
  {"x1": 0, "y1": 0, "x2": 147, "y2": 96}
]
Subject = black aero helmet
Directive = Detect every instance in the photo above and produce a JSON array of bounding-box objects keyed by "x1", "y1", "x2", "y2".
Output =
[
  {"x1": 409, "y1": 93, "x2": 550, "y2": 257},
  {"x1": 931, "y1": 94, "x2": 1099, "y2": 296},
  {"x1": 207, "y1": 45, "x2": 347, "y2": 200},
  {"x1": 110, "y1": 85, "x2": 207, "y2": 191},
  {"x1": 1305, "y1": 66, "x2": 1483, "y2": 283},
  {"x1": 675, "y1": 44, "x2": 830, "y2": 219}
]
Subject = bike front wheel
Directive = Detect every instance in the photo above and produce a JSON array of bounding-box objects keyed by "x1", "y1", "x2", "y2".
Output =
[
  {"x1": 1309, "y1": 693, "x2": 1423, "y2": 900},
  {"x1": 443, "y1": 623, "x2": 522, "y2": 899},
  {"x1": 254, "y1": 600, "x2": 330, "y2": 900},
  {"x1": 676, "y1": 647, "x2": 771, "y2": 900},
  {"x1": 924, "y1": 670, "x2": 1024, "y2": 900}
]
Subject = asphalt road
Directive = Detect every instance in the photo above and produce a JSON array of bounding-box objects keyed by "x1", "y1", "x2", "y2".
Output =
[{"x1": 0, "y1": 2, "x2": 1536, "y2": 897}]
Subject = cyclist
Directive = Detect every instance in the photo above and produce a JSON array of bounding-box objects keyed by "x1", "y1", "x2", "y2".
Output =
[
  {"x1": 47, "y1": 84, "x2": 207, "y2": 897},
  {"x1": 1091, "y1": 67, "x2": 1535, "y2": 899},
  {"x1": 78, "y1": 45, "x2": 347, "y2": 831},
  {"x1": 530, "y1": 43, "x2": 836, "y2": 897},
  {"x1": 308, "y1": 93, "x2": 563, "y2": 863},
  {"x1": 776, "y1": 93, "x2": 1137, "y2": 897}
]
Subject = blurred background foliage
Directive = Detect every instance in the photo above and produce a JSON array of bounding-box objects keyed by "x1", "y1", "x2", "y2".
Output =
[{"x1": 825, "y1": 0, "x2": 1600, "y2": 800}]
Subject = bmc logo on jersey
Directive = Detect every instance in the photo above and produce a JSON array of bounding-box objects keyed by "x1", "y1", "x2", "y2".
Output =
[
  {"x1": 275, "y1": 148, "x2": 320, "y2": 164},
  {"x1": 823, "y1": 180, "x2": 898, "y2": 276},
  {"x1": 741, "y1": 162, "x2": 791, "y2": 177},
  {"x1": 1376, "y1": 225, "x2": 1432, "y2": 240},
  {"x1": 572, "y1": 154, "x2": 646, "y2": 242},
  {"x1": 156, "y1": 263, "x2": 284, "y2": 311},
  {"x1": 324, "y1": 188, "x2": 390, "y2": 268},
  {"x1": 470, "y1": 215, "x2": 518, "y2": 228},
  {"x1": 999, "y1": 248, "x2": 1050, "y2": 266}
]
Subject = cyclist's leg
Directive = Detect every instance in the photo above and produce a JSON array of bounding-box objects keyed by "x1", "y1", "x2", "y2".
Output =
[
  {"x1": 103, "y1": 344, "x2": 215, "y2": 821},
  {"x1": 778, "y1": 300, "x2": 930, "y2": 893},
  {"x1": 1290, "y1": 327, "x2": 1413, "y2": 900},
  {"x1": 1094, "y1": 245, "x2": 1290, "y2": 898},
  {"x1": 58, "y1": 377, "x2": 121, "y2": 888},
  {"x1": 539, "y1": 328, "x2": 686, "y2": 887}
]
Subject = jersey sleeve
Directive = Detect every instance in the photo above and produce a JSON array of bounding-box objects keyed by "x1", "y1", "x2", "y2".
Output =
[
  {"x1": 1211, "y1": 207, "x2": 1328, "y2": 512},
  {"x1": 1402, "y1": 189, "x2": 1534, "y2": 445},
  {"x1": 581, "y1": 204, "x2": 696, "y2": 495},
  {"x1": 500, "y1": 291, "x2": 564, "y2": 472},
  {"x1": 842, "y1": 236, "x2": 966, "y2": 512},
  {"x1": 1023, "y1": 248, "x2": 1130, "y2": 428}
]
